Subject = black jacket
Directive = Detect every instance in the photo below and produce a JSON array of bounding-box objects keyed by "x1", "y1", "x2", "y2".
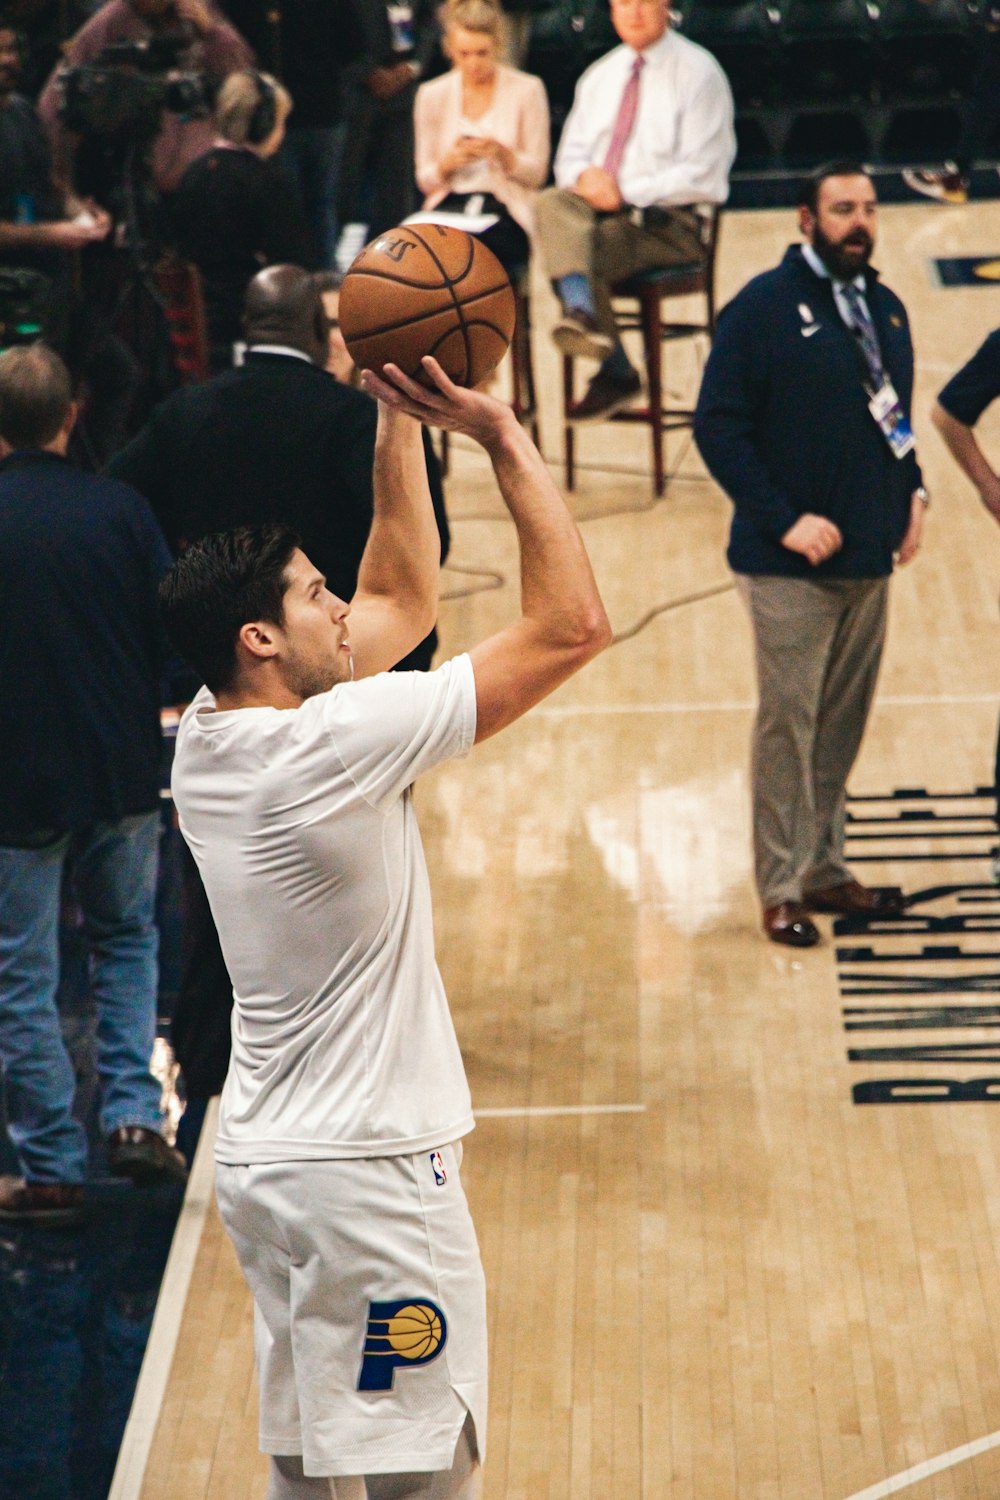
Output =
[
  {"x1": 0, "y1": 451, "x2": 170, "y2": 838},
  {"x1": 108, "y1": 352, "x2": 377, "y2": 589},
  {"x1": 169, "y1": 150, "x2": 317, "y2": 356},
  {"x1": 694, "y1": 245, "x2": 922, "y2": 578},
  {"x1": 106, "y1": 350, "x2": 449, "y2": 663}
]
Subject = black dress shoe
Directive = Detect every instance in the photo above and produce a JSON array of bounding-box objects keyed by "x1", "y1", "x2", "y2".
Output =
[
  {"x1": 763, "y1": 901, "x2": 820, "y2": 947},
  {"x1": 552, "y1": 309, "x2": 614, "y2": 361},
  {"x1": 568, "y1": 367, "x2": 642, "y2": 423},
  {"x1": 0, "y1": 1175, "x2": 85, "y2": 1226},
  {"x1": 107, "y1": 1126, "x2": 188, "y2": 1186},
  {"x1": 804, "y1": 879, "x2": 905, "y2": 916}
]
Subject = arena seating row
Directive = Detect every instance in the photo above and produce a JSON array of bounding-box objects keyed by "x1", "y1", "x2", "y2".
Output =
[{"x1": 673, "y1": 0, "x2": 989, "y2": 172}]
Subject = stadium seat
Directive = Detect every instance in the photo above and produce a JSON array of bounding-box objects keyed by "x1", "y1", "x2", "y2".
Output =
[
  {"x1": 782, "y1": 109, "x2": 872, "y2": 165},
  {"x1": 681, "y1": 0, "x2": 782, "y2": 107},
  {"x1": 880, "y1": 105, "x2": 964, "y2": 163},
  {"x1": 778, "y1": 0, "x2": 878, "y2": 103},
  {"x1": 874, "y1": 0, "x2": 975, "y2": 98}
]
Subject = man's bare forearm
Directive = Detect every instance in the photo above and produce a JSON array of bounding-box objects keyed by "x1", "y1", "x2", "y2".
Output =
[
  {"x1": 484, "y1": 410, "x2": 609, "y2": 650},
  {"x1": 0, "y1": 222, "x2": 56, "y2": 251},
  {"x1": 355, "y1": 406, "x2": 440, "y2": 629},
  {"x1": 932, "y1": 402, "x2": 1000, "y2": 515}
]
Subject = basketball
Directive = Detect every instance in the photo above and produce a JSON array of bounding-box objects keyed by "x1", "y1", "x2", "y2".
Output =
[
  {"x1": 385, "y1": 1304, "x2": 443, "y2": 1361},
  {"x1": 338, "y1": 223, "x2": 516, "y2": 388}
]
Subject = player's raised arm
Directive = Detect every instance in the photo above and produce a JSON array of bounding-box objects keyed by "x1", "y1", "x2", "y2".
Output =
[
  {"x1": 362, "y1": 360, "x2": 612, "y2": 739},
  {"x1": 347, "y1": 405, "x2": 442, "y2": 678}
]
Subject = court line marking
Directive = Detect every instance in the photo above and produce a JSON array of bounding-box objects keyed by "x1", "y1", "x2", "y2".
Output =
[
  {"x1": 108, "y1": 1099, "x2": 219, "y2": 1500},
  {"x1": 843, "y1": 1429, "x2": 1000, "y2": 1500},
  {"x1": 535, "y1": 692, "x2": 1000, "y2": 718},
  {"x1": 476, "y1": 1103, "x2": 645, "y2": 1118}
]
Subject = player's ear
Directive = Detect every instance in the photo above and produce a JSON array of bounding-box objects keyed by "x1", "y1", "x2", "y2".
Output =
[
  {"x1": 798, "y1": 203, "x2": 814, "y2": 241},
  {"x1": 238, "y1": 619, "x2": 281, "y2": 662}
]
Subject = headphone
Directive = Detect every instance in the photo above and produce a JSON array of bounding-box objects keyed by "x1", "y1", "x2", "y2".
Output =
[{"x1": 246, "y1": 70, "x2": 278, "y2": 146}]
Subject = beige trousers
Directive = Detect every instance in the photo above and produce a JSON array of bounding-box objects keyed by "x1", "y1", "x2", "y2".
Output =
[
  {"x1": 737, "y1": 573, "x2": 889, "y2": 909},
  {"x1": 533, "y1": 188, "x2": 703, "y2": 341}
]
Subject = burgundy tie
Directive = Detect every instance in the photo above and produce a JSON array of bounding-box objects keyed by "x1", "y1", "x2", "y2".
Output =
[{"x1": 602, "y1": 55, "x2": 645, "y2": 181}]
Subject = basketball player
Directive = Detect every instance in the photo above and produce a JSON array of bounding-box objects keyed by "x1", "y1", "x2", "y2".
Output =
[{"x1": 160, "y1": 359, "x2": 611, "y2": 1500}]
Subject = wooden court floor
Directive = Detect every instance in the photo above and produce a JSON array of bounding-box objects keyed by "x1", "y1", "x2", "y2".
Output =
[{"x1": 122, "y1": 198, "x2": 1000, "y2": 1500}]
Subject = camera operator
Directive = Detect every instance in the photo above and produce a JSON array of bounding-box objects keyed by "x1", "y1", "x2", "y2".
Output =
[
  {"x1": 38, "y1": 0, "x2": 252, "y2": 196},
  {"x1": 0, "y1": 18, "x2": 139, "y2": 463}
]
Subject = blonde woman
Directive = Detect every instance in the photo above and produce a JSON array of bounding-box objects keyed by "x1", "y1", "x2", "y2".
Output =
[
  {"x1": 414, "y1": 0, "x2": 550, "y2": 275},
  {"x1": 170, "y1": 70, "x2": 316, "y2": 368}
]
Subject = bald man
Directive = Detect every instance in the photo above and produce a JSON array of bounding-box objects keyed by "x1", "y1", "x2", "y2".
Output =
[{"x1": 108, "y1": 266, "x2": 448, "y2": 632}]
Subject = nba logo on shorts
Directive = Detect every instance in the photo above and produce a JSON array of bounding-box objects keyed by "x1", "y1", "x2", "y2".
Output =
[
  {"x1": 358, "y1": 1299, "x2": 448, "y2": 1390},
  {"x1": 429, "y1": 1150, "x2": 447, "y2": 1185}
]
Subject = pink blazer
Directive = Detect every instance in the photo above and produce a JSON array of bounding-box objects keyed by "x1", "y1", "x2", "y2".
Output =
[{"x1": 414, "y1": 65, "x2": 550, "y2": 236}]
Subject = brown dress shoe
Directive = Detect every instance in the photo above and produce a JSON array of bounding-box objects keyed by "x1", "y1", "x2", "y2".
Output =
[
  {"x1": 0, "y1": 1175, "x2": 85, "y2": 1226},
  {"x1": 804, "y1": 879, "x2": 905, "y2": 916},
  {"x1": 763, "y1": 901, "x2": 820, "y2": 947},
  {"x1": 107, "y1": 1126, "x2": 188, "y2": 1186}
]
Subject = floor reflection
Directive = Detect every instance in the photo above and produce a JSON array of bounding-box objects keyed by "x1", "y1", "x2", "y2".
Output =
[
  {"x1": 0, "y1": 1182, "x2": 184, "y2": 1500},
  {"x1": 0, "y1": 768, "x2": 190, "y2": 1500}
]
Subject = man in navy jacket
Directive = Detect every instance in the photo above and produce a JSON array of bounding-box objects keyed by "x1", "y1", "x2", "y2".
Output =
[
  {"x1": 0, "y1": 342, "x2": 186, "y2": 1225},
  {"x1": 695, "y1": 162, "x2": 926, "y2": 946}
]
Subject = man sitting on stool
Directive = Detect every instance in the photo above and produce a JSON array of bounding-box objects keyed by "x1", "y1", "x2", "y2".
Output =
[{"x1": 534, "y1": 0, "x2": 734, "y2": 422}]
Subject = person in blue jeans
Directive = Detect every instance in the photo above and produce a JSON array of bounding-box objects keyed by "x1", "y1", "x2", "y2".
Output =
[{"x1": 0, "y1": 342, "x2": 186, "y2": 1227}]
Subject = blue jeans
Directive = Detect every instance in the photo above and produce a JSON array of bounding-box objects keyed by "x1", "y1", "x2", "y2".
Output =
[
  {"x1": 280, "y1": 122, "x2": 348, "y2": 270},
  {"x1": 0, "y1": 812, "x2": 163, "y2": 1183}
]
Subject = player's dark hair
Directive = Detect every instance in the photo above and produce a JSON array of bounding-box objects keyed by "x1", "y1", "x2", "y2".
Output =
[
  {"x1": 799, "y1": 161, "x2": 872, "y2": 214},
  {"x1": 0, "y1": 342, "x2": 73, "y2": 450},
  {"x1": 159, "y1": 523, "x2": 301, "y2": 694}
]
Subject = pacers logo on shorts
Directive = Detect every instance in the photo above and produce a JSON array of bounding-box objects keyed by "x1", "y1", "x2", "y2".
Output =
[{"x1": 358, "y1": 1299, "x2": 448, "y2": 1391}]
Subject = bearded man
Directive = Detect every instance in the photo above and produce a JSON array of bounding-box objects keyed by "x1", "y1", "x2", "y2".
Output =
[{"x1": 694, "y1": 162, "x2": 927, "y2": 947}]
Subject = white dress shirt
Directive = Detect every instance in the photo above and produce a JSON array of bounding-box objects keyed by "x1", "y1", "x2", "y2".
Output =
[{"x1": 554, "y1": 27, "x2": 735, "y2": 208}]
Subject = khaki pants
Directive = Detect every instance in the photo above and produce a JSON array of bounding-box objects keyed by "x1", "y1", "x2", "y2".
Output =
[
  {"x1": 737, "y1": 573, "x2": 889, "y2": 909},
  {"x1": 534, "y1": 187, "x2": 704, "y2": 342}
]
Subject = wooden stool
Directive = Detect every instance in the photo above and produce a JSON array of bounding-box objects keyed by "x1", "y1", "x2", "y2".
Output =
[
  {"x1": 440, "y1": 271, "x2": 539, "y2": 474},
  {"x1": 562, "y1": 207, "x2": 720, "y2": 496}
]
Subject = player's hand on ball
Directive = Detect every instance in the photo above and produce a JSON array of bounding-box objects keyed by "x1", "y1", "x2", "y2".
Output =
[{"x1": 362, "y1": 358, "x2": 514, "y2": 443}]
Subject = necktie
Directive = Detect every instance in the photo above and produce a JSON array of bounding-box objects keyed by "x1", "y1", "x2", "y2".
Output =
[
  {"x1": 841, "y1": 281, "x2": 885, "y2": 391},
  {"x1": 602, "y1": 55, "x2": 644, "y2": 181}
]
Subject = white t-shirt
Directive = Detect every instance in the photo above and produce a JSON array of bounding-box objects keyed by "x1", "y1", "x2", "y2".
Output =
[{"x1": 171, "y1": 655, "x2": 478, "y2": 1165}]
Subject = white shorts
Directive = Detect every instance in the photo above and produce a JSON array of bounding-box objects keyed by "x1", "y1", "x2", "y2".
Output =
[{"x1": 215, "y1": 1143, "x2": 487, "y2": 1480}]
